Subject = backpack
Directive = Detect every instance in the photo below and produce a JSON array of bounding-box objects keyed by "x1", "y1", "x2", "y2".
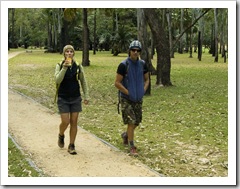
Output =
[
  {"x1": 117, "y1": 59, "x2": 145, "y2": 114},
  {"x1": 54, "y1": 61, "x2": 82, "y2": 103}
]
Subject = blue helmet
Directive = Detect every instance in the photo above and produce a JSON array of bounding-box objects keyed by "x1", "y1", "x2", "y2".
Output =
[{"x1": 129, "y1": 40, "x2": 142, "y2": 51}]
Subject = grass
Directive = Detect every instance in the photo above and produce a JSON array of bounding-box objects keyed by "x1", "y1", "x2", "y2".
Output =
[
  {"x1": 8, "y1": 138, "x2": 44, "y2": 177},
  {"x1": 8, "y1": 48, "x2": 228, "y2": 177}
]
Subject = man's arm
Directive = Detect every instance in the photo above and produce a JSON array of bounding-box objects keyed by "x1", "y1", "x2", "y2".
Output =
[
  {"x1": 114, "y1": 73, "x2": 129, "y2": 95},
  {"x1": 144, "y1": 72, "x2": 150, "y2": 93}
]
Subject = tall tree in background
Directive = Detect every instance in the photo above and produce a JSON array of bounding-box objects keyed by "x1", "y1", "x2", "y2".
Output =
[
  {"x1": 172, "y1": 8, "x2": 211, "y2": 55},
  {"x1": 9, "y1": 8, "x2": 17, "y2": 48},
  {"x1": 214, "y1": 8, "x2": 218, "y2": 62},
  {"x1": 197, "y1": 9, "x2": 203, "y2": 61},
  {"x1": 137, "y1": 8, "x2": 151, "y2": 94},
  {"x1": 197, "y1": 31, "x2": 202, "y2": 61},
  {"x1": 60, "y1": 8, "x2": 69, "y2": 54},
  {"x1": 220, "y1": 9, "x2": 228, "y2": 62},
  {"x1": 189, "y1": 9, "x2": 195, "y2": 58},
  {"x1": 144, "y1": 8, "x2": 172, "y2": 86},
  {"x1": 111, "y1": 9, "x2": 136, "y2": 56},
  {"x1": 179, "y1": 8, "x2": 184, "y2": 54},
  {"x1": 93, "y1": 8, "x2": 97, "y2": 55},
  {"x1": 82, "y1": 8, "x2": 90, "y2": 66},
  {"x1": 9, "y1": 7, "x2": 226, "y2": 66},
  {"x1": 166, "y1": 9, "x2": 174, "y2": 58}
]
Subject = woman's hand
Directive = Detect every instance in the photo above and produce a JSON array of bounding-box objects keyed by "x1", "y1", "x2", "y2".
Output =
[
  {"x1": 83, "y1": 100, "x2": 89, "y2": 105},
  {"x1": 63, "y1": 57, "x2": 72, "y2": 67}
]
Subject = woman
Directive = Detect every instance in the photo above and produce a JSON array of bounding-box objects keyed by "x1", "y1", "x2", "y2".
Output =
[{"x1": 55, "y1": 45, "x2": 89, "y2": 155}]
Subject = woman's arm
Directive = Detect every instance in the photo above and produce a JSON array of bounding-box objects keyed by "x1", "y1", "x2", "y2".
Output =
[
  {"x1": 79, "y1": 65, "x2": 90, "y2": 101},
  {"x1": 55, "y1": 63, "x2": 67, "y2": 85}
]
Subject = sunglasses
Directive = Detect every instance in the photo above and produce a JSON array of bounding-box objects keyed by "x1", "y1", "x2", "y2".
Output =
[{"x1": 131, "y1": 49, "x2": 141, "y2": 53}]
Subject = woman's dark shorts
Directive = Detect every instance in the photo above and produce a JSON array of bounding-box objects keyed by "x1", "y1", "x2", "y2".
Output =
[
  {"x1": 121, "y1": 97, "x2": 143, "y2": 126},
  {"x1": 57, "y1": 96, "x2": 82, "y2": 113}
]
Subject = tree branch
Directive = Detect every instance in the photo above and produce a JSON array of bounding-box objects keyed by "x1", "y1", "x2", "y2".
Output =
[{"x1": 171, "y1": 8, "x2": 212, "y2": 52}]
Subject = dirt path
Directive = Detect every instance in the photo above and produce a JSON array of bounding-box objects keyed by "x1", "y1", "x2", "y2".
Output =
[{"x1": 8, "y1": 52, "x2": 161, "y2": 178}]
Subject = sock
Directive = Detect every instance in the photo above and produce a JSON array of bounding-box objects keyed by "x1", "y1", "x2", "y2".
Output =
[{"x1": 129, "y1": 141, "x2": 134, "y2": 147}]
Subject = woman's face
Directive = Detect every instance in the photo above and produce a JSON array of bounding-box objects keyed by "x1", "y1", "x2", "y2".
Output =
[{"x1": 64, "y1": 49, "x2": 74, "y2": 59}]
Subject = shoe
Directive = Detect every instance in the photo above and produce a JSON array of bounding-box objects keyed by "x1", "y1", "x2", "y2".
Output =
[
  {"x1": 58, "y1": 134, "x2": 64, "y2": 148},
  {"x1": 130, "y1": 146, "x2": 138, "y2": 156},
  {"x1": 121, "y1": 132, "x2": 128, "y2": 145},
  {"x1": 68, "y1": 144, "x2": 77, "y2": 155}
]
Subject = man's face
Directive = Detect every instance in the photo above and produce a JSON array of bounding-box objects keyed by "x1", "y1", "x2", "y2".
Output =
[{"x1": 129, "y1": 48, "x2": 141, "y2": 60}]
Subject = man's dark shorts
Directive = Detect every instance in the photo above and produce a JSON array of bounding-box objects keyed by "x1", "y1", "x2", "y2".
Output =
[
  {"x1": 57, "y1": 96, "x2": 82, "y2": 113},
  {"x1": 121, "y1": 97, "x2": 142, "y2": 126}
]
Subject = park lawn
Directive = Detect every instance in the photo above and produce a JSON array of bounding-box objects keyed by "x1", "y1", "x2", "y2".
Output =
[
  {"x1": 8, "y1": 138, "x2": 45, "y2": 177},
  {"x1": 8, "y1": 49, "x2": 228, "y2": 177}
]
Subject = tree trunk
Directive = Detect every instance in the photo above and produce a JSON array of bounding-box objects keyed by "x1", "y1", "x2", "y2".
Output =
[
  {"x1": 166, "y1": 9, "x2": 174, "y2": 58},
  {"x1": 198, "y1": 31, "x2": 202, "y2": 61},
  {"x1": 93, "y1": 8, "x2": 97, "y2": 55},
  {"x1": 144, "y1": 8, "x2": 172, "y2": 86},
  {"x1": 210, "y1": 24, "x2": 215, "y2": 55},
  {"x1": 214, "y1": 8, "x2": 218, "y2": 62},
  {"x1": 52, "y1": 10, "x2": 58, "y2": 52},
  {"x1": 220, "y1": 9, "x2": 224, "y2": 58},
  {"x1": 198, "y1": 9, "x2": 205, "y2": 54},
  {"x1": 47, "y1": 22, "x2": 52, "y2": 51},
  {"x1": 82, "y1": 8, "x2": 90, "y2": 66},
  {"x1": 137, "y1": 8, "x2": 151, "y2": 95},
  {"x1": 221, "y1": 9, "x2": 227, "y2": 63},
  {"x1": 150, "y1": 31, "x2": 155, "y2": 60},
  {"x1": 189, "y1": 9, "x2": 195, "y2": 58},
  {"x1": 60, "y1": 9, "x2": 69, "y2": 54},
  {"x1": 10, "y1": 8, "x2": 17, "y2": 48},
  {"x1": 178, "y1": 8, "x2": 184, "y2": 54}
]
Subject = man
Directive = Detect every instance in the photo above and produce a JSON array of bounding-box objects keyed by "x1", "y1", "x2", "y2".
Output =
[{"x1": 114, "y1": 40, "x2": 150, "y2": 156}]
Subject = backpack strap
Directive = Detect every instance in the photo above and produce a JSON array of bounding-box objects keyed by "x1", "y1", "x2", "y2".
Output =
[
  {"x1": 76, "y1": 61, "x2": 82, "y2": 80},
  {"x1": 54, "y1": 61, "x2": 65, "y2": 104},
  {"x1": 117, "y1": 90, "x2": 121, "y2": 114}
]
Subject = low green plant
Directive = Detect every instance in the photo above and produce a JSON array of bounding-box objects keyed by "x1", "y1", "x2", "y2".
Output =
[{"x1": 8, "y1": 49, "x2": 228, "y2": 177}]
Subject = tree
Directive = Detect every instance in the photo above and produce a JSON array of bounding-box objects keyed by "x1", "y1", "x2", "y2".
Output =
[
  {"x1": 8, "y1": 8, "x2": 48, "y2": 49},
  {"x1": 111, "y1": 8, "x2": 137, "y2": 56},
  {"x1": 189, "y1": 9, "x2": 195, "y2": 58},
  {"x1": 144, "y1": 8, "x2": 172, "y2": 86},
  {"x1": 64, "y1": 8, "x2": 90, "y2": 64},
  {"x1": 179, "y1": 8, "x2": 184, "y2": 54},
  {"x1": 197, "y1": 31, "x2": 202, "y2": 61},
  {"x1": 9, "y1": 7, "x2": 226, "y2": 65},
  {"x1": 214, "y1": 8, "x2": 218, "y2": 62},
  {"x1": 219, "y1": 9, "x2": 228, "y2": 63},
  {"x1": 166, "y1": 9, "x2": 174, "y2": 58},
  {"x1": 60, "y1": 8, "x2": 69, "y2": 54},
  {"x1": 82, "y1": 8, "x2": 90, "y2": 66},
  {"x1": 137, "y1": 8, "x2": 151, "y2": 95},
  {"x1": 172, "y1": 8, "x2": 211, "y2": 54},
  {"x1": 93, "y1": 8, "x2": 97, "y2": 55},
  {"x1": 8, "y1": 8, "x2": 18, "y2": 48}
]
